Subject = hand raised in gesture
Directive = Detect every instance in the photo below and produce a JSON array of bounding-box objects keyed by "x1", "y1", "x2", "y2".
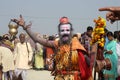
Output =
[
  {"x1": 99, "y1": 6, "x2": 120, "y2": 23},
  {"x1": 11, "y1": 15, "x2": 32, "y2": 30}
]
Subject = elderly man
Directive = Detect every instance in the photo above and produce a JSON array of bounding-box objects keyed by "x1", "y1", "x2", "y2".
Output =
[
  {"x1": 14, "y1": 33, "x2": 33, "y2": 80},
  {"x1": 12, "y1": 15, "x2": 92, "y2": 80}
]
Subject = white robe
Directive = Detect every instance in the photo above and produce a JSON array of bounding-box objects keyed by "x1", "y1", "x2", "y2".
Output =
[
  {"x1": 14, "y1": 42, "x2": 33, "y2": 69},
  {"x1": 0, "y1": 46, "x2": 15, "y2": 72}
]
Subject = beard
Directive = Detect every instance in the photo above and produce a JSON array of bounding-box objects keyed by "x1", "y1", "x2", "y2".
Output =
[{"x1": 60, "y1": 34, "x2": 71, "y2": 44}]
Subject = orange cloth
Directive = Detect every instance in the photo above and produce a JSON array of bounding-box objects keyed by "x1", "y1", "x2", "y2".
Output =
[
  {"x1": 71, "y1": 37, "x2": 86, "y2": 52},
  {"x1": 54, "y1": 37, "x2": 92, "y2": 80},
  {"x1": 46, "y1": 47, "x2": 54, "y2": 58},
  {"x1": 54, "y1": 37, "x2": 87, "y2": 54}
]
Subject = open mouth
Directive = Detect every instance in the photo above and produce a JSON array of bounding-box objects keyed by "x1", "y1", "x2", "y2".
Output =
[{"x1": 62, "y1": 35, "x2": 69, "y2": 41}]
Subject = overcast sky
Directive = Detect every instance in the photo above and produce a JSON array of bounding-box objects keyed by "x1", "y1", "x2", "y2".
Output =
[{"x1": 0, "y1": 0, "x2": 120, "y2": 36}]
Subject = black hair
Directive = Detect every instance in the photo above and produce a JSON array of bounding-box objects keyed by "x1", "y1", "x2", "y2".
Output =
[
  {"x1": 104, "y1": 28, "x2": 108, "y2": 33},
  {"x1": 114, "y1": 31, "x2": 119, "y2": 39},
  {"x1": 48, "y1": 36, "x2": 55, "y2": 40},
  {"x1": 87, "y1": 26, "x2": 93, "y2": 31},
  {"x1": 19, "y1": 33, "x2": 25, "y2": 37},
  {"x1": 107, "y1": 31, "x2": 114, "y2": 37},
  {"x1": 0, "y1": 36, "x2": 3, "y2": 41}
]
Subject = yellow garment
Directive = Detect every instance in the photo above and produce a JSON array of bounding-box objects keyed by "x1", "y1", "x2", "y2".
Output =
[
  {"x1": 34, "y1": 48, "x2": 44, "y2": 69},
  {"x1": 3, "y1": 40, "x2": 14, "y2": 51}
]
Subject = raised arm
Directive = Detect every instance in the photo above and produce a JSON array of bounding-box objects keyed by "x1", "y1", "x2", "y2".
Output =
[{"x1": 12, "y1": 15, "x2": 55, "y2": 47}]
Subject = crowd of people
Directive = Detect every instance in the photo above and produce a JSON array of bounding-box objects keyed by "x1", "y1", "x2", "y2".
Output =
[{"x1": 0, "y1": 6, "x2": 120, "y2": 80}]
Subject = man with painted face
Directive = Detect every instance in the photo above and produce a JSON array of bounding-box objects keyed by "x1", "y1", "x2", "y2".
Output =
[
  {"x1": 12, "y1": 15, "x2": 92, "y2": 80},
  {"x1": 58, "y1": 17, "x2": 72, "y2": 44}
]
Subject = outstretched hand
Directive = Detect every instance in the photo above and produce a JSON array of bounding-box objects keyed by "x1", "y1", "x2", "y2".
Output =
[
  {"x1": 11, "y1": 15, "x2": 32, "y2": 30},
  {"x1": 99, "y1": 7, "x2": 120, "y2": 23},
  {"x1": 11, "y1": 15, "x2": 25, "y2": 27}
]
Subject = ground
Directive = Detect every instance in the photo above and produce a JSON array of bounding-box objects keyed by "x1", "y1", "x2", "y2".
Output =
[{"x1": 27, "y1": 69, "x2": 54, "y2": 80}]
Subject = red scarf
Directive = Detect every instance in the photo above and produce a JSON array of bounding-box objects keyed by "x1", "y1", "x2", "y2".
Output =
[{"x1": 78, "y1": 50, "x2": 91, "y2": 80}]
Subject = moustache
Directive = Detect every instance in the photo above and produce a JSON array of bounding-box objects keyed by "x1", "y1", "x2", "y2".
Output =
[{"x1": 62, "y1": 34, "x2": 69, "y2": 37}]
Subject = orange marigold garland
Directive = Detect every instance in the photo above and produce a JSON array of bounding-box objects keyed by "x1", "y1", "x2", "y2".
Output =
[{"x1": 91, "y1": 16, "x2": 106, "y2": 47}]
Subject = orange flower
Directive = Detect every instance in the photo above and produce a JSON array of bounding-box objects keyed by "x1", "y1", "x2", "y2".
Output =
[{"x1": 91, "y1": 17, "x2": 106, "y2": 47}]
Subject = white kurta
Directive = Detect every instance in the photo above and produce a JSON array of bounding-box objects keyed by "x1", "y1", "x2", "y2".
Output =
[
  {"x1": 0, "y1": 46, "x2": 15, "y2": 72},
  {"x1": 14, "y1": 42, "x2": 33, "y2": 69}
]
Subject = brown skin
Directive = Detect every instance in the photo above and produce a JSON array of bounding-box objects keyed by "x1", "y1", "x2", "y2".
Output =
[
  {"x1": 99, "y1": 7, "x2": 120, "y2": 23},
  {"x1": 11, "y1": 15, "x2": 31, "y2": 29},
  {"x1": 104, "y1": 35, "x2": 114, "y2": 54},
  {"x1": 87, "y1": 30, "x2": 93, "y2": 37},
  {"x1": 19, "y1": 33, "x2": 26, "y2": 44}
]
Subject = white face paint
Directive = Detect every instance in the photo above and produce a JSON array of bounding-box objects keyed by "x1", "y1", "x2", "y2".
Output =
[
  {"x1": 60, "y1": 24, "x2": 71, "y2": 36},
  {"x1": 59, "y1": 24, "x2": 71, "y2": 42}
]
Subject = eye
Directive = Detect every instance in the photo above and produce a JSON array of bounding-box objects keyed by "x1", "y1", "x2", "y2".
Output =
[
  {"x1": 60, "y1": 30, "x2": 64, "y2": 32},
  {"x1": 66, "y1": 29, "x2": 70, "y2": 31}
]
